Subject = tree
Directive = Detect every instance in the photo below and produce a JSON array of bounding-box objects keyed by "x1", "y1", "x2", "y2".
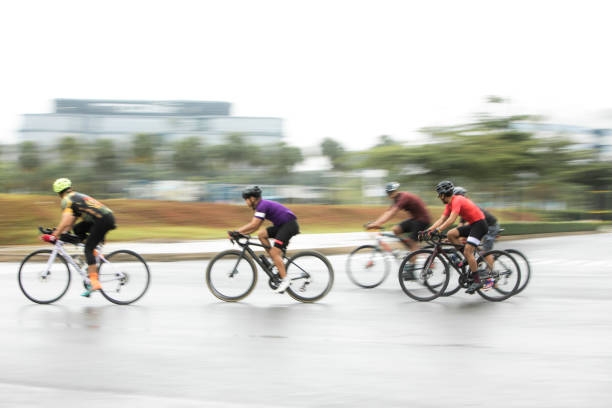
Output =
[
  {"x1": 56, "y1": 136, "x2": 81, "y2": 170},
  {"x1": 320, "y1": 138, "x2": 346, "y2": 170},
  {"x1": 274, "y1": 142, "x2": 304, "y2": 174},
  {"x1": 173, "y1": 137, "x2": 205, "y2": 172},
  {"x1": 375, "y1": 135, "x2": 398, "y2": 147},
  {"x1": 132, "y1": 133, "x2": 159, "y2": 164},
  {"x1": 18, "y1": 141, "x2": 41, "y2": 171},
  {"x1": 93, "y1": 139, "x2": 118, "y2": 174}
]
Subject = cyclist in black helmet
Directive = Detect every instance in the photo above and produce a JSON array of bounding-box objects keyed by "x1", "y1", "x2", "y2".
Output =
[
  {"x1": 426, "y1": 180, "x2": 490, "y2": 294},
  {"x1": 230, "y1": 186, "x2": 300, "y2": 293}
]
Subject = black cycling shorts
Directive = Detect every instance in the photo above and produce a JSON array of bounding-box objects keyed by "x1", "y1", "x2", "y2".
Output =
[
  {"x1": 75, "y1": 214, "x2": 116, "y2": 265},
  {"x1": 266, "y1": 219, "x2": 300, "y2": 250},
  {"x1": 398, "y1": 219, "x2": 430, "y2": 241},
  {"x1": 458, "y1": 219, "x2": 488, "y2": 247}
]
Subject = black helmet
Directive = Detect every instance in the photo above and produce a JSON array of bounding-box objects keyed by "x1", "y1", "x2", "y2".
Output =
[
  {"x1": 435, "y1": 180, "x2": 454, "y2": 196},
  {"x1": 385, "y1": 182, "x2": 400, "y2": 193},
  {"x1": 242, "y1": 185, "x2": 262, "y2": 200},
  {"x1": 453, "y1": 186, "x2": 467, "y2": 196}
]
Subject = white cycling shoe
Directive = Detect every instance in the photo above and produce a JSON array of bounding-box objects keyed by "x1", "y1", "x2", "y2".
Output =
[{"x1": 275, "y1": 276, "x2": 291, "y2": 293}]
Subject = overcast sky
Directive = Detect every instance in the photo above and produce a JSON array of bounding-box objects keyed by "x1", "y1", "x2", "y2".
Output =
[{"x1": 2, "y1": 0, "x2": 611, "y2": 150}]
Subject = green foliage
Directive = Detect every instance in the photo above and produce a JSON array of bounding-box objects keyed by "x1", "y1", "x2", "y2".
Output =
[
  {"x1": 173, "y1": 137, "x2": 205, "y2": 173},
  {"x1": 132, "y1": 133, "x2": 160, "y2": 164},
  {"x1": 18, "y1": 141, "x2": 41, "y2": 171},
  {"x1": 321, "y1": 138, "x2": 346, "y2": 170}
]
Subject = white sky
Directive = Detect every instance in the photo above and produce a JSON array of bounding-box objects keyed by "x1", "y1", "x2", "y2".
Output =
[{"x1": 1, "y1": 0, "x2": 611, "y2": 150}]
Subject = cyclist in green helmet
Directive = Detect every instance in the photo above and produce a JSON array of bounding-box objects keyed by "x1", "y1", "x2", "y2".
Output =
[{"x1": 42, "y1": 178, "x2": 116, "y2": 293}]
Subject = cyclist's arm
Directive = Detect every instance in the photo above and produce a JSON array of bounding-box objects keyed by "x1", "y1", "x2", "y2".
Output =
[
  {"x1": 236, "y1": 217, "x2": 264, "y2": 235},
  {"x1": 53, "y1": 212, "x2": 76, "y2": 238},
  {"x1": 428, "y1": 214, "x2": 449, "y2": 231},
  {"x1": 436, "y1": 212, "x2": 460, "y2": 232},
  {"x1": 368, "y1": 206, "x2": 399, "y2": 228}
]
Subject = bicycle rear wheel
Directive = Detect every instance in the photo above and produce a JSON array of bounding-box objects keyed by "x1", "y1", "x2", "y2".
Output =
[
  {"x1": 346, "y1": 245, "x2": 389, "y2": 288},
  {"x1": 398, "y1": 249, "x2": 449, "y2": 301},
  {"x1": 504, "y1": 249, "x2": 531, "y2": 295},
  {"x1": 476, "y1": 250, "x2": 520, "y2": 302},
  {"x1": 18, "y1": 249, "x2": 71, "y2": 304},
  {"x1": 99, "y1": 250, "x2": 151, "y2": 305},
  {"x1": 285, "y1": 251, "x2": 334, "y2": 303},
  {"x1": 206, "y1": 250, "x2": 257, "y2": 302}
]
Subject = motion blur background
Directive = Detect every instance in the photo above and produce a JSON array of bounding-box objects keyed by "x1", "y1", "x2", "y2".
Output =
[{"x1": 1, "y1": 0, "x2": 611, "y2": 224}]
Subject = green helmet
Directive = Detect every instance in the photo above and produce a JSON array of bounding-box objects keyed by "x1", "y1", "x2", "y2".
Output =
[{"x1": 53, "y1": 178, "x2": 72, "y2": 193}]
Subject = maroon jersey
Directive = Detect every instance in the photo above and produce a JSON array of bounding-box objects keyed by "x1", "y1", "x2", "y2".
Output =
[{"x1": 392, "y1": 192, "x2": 431, "y2": 224}]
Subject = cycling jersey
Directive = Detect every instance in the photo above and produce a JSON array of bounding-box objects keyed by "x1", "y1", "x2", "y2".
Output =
[
  {"x1": 392, "y1": 192, "x2": 431, "y2": 224},
  {"x1": 461, "y1": 207, "x2": 497, "y2": 226},
  {"x1": 254, "y1": 200, "x2": 297, "y2": 227},
  {"x1": 443, "y1": 195, "x2": 484, "y2": 225},
  {"x1": 61, "y1": 192, "x2": 113, "y2": 223}
]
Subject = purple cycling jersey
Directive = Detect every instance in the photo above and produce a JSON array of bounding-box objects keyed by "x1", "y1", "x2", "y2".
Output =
[{"x1": 254, "y1": 200, "x2": 297, "y2": 226}]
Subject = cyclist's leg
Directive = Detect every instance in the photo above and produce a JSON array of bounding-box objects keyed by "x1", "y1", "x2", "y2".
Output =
[
  {"x1": 464, "y1": 219, "x2": 488, "y2": 293},
  {"x1": 84, "y1": 215, "x2": 115, "y2": 290},
  {"x1": 393, "y1": 219, "x2": 420, "y2": 252},
  {"x1": 482, "y1": 223, "x2": 500, "y2": 268},
  {"x1": 270, "y1": 220, "x2": 299, "y2": 292},
  {"x1": 269, "y1": 220, "x2": 299, "y2": 278},
  {"x1": 73, "y1": 220, "x2": 93, "y2": 242},
  {"x1": 257, "y1": 227, "x2": 273, "y2": 255}
]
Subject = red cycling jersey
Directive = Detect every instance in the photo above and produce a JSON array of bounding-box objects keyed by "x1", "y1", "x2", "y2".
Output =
[{"x1": 443, "y1": 195, "x2": 485, "y2": 225}]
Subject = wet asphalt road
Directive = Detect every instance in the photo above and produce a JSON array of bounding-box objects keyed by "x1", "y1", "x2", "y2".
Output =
[{"x1": 1, "y1": 233, "x2": 611, "y2": 407}]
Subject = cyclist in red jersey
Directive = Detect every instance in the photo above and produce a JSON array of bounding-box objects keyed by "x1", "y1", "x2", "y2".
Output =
[{"x1": 425, "y1": 180, "x2": 489, "y2": 294}]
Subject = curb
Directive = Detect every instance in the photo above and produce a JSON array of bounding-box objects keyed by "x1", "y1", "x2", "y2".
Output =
[{"x1": 0, "y1": 230, "x2": 605, "y2": 263}]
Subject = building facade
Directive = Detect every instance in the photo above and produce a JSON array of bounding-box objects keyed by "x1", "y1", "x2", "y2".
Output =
[{"x1": 18, "y1": 99, "x2": 283, "y2": 146}]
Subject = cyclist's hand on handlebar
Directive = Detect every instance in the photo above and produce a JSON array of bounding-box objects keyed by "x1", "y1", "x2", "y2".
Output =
[
  {"x1": 40, "y1": 234, "x2": 56, "y2": 243},
  {"x1": 364, "y1": 222, "x2": 381, "y2": 230}
]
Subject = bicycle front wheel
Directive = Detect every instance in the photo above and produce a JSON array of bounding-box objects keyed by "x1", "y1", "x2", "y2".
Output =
[
  {"x1": 206, "y1": 250, "x2": 257, "y2": 302},
  {"x1": 346, "y1": 245, "x2": 390, "y2": 288},
  {"x1": 504, "y1": 249, "x2": 531, "y2": 295},
  {"x1": 285, "y1": 251, "x2": 334, "y2": 303},
  {"x1": 99, "y1": 250, "x2": 151, "y2": 305},
  {"x1": 476, "y1": 250, "x2": 521, "y2": 302},
  {"x1": 398, "y1": 249, "x2": 449, "y2": 301},
  {"x1": 18, "y1": 249, "x2": 71, "y2": 304}
]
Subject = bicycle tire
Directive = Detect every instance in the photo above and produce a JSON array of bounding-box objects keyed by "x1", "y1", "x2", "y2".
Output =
[
  {"x1": 346, "y1": 245, "x2": 390, "y2": 288},
  {"x1": 441, "y1": 261, "x2": 467, "y2": 297},
  {"x1": 18, "y1": 249, "x2": 71, "y2": 304},
  {"x1": 476, "y1": 250, "x2": 521, "y2": 302},
  {"x1": 206, "y1": 250, "x2": 257, "y2": 302},
  {"x1": 285, "y1": 251, "x2": 334, "y2": 303},
  {"x1": 99, "y1": 250, "x2": 151, "y2": 305},
  {"x1": 504, "y1": 249, "x2": 531, "y2": 295},
  {"x1": 398, "y1": 249, "x2": 449, "y2": 302}
]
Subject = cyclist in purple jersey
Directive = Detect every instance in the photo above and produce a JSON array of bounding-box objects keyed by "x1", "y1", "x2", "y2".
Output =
[{"x1": 231, "y1": 186, "x2": 300, "y2": 293}]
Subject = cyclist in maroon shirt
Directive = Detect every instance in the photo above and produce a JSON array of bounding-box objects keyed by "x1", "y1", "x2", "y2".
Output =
[{"x1": 367, "y1": 182, "x2": 431, "y2": 278}]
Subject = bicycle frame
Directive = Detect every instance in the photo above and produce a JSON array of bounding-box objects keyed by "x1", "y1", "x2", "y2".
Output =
[
  {"x1": 230, "y1": 235, "x2": 311, "y2": 285},
  {"x1": 368, "y1": 229, "x2": 413, "y2": 260},
  {"x1": 43, "y1": 240, "x2": 108, "y2": 285}
]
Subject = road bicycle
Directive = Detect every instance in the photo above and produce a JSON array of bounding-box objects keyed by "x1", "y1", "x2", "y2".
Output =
[
  {"x1": 407, "y1": 231, "x2": 520, "y2": 301},
  {"x1": 446, "y1": 229, "x2": 532, "y2": 296},
  {"x1": 206, "y1": 231, "x2": 334, "y2": 303},
  {"x1": 346, "y1": 225, "x2": 414, "y2": 288},
  {"x1": 18, "y1": 227, "x2": 151, "y2": 305}
]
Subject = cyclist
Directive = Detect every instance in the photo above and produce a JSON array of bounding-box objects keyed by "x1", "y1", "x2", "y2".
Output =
[
  {"x1": 425, "y1": 180, "x2": 488, "y2": 294},
  {"x1": 366, "y1": 182, "x2": 431, "y2": 280},
  {"x1": 231, "y1": 186, "x2": 300, "y2": 293},
  {"x1": 449, "y1": 186, "x2": 500, "y2": 254},
  {"x1": 41, "y1": 178, "x2": 116, "y2": 294}
]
